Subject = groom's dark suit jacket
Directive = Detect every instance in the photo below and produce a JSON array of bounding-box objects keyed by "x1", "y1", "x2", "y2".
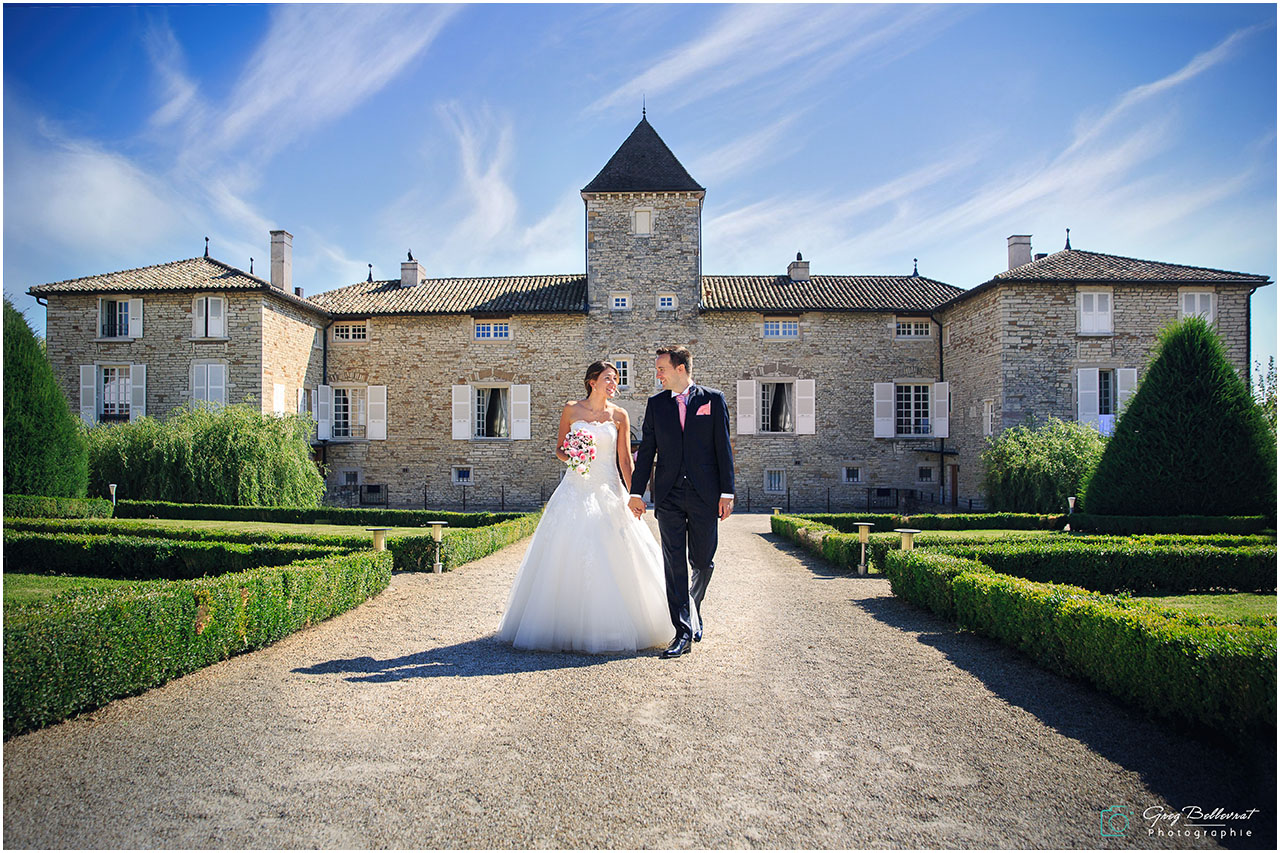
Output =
[{"x1": 631, "y1": 384, "x2": 734, "y2": 508}]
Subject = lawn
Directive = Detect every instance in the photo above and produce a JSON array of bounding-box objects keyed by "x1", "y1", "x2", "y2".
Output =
[
  {"x1": 1139, "y1": 592, "x2": 1277, "y2": 621},
  {"x1": 3, "y1": 573, "x2": 140, "y2": 606}
]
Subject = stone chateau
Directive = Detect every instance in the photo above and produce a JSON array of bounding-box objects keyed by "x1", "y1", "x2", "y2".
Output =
[{"x1": 30, "y1": 118, "x2": 1271, "y2": 511}]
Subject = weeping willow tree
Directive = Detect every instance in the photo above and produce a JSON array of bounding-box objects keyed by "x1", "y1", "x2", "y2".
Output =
[
  {"x1": 86, "y1": 403, "x2": 325, "y2": 506},
  {"x1": 981, "y1": 417, "x2": 1106, "y2": 513}
]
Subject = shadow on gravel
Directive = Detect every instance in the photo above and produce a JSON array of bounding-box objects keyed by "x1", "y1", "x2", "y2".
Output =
[
  {"x1": 292, "y1": 637, "x2": 652, "y2": 682},
  {"x1": 762, "y1": 530, "x2": 1276, "y2": 849}
]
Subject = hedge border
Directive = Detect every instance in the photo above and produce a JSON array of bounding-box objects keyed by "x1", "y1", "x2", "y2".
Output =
[
  {"x1": 4, "y1": 549, "x2": 393, "y2": 738},
  {"x1": 791, "y1": 512, "x2": 1065, "y2": 533},
  {"x1": 3, "y1": 494, "x2": 113, "y2": 519},
  {"x1": 113, "y1": 499, "x2": 522, "y2": 528},
  {"x1": 883, "y1": 550, "x2": 1276, "y2": 740},
  {"x1": 1067, "y1": 514, "x2": 1272, "y2": 535}
]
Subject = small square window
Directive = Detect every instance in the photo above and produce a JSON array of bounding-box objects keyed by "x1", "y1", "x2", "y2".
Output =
[
  {"x1": 610, "y1": 293, "x2": 630, "y2": 311},
  {"x1": 764, "y1": 469, "x2": 786, "y2": 494},
  {"x1": 842, "y1": 466, "x2": 861, "y2": 484},
  {"x1": 917, "y1": 466, "x2": 934, "y2": 483},
  {"x1": 1180, "y1": 290, "x2": 1215, "y2": 322},
  {"x1": 763, "y1": 319, "x2": 799, "y2": 339},
  {"x1": 339, "y1": 469, "x2": 360, "y2": 486},
  {"x1": 452, "y1": 466, "x2": 473, "y2": 485},
  {"x1": 657, "y1": 293, "x2": 677, "y2": 311}
]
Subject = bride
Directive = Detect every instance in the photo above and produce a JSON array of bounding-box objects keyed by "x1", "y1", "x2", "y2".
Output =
[{"x1": 497, "y1": 361, "x2": 683, "y2": 653}]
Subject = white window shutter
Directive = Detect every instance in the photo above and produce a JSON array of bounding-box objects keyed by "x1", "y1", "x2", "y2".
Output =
[
  {"x1": 368, "y1": 385, "x2": 387, "y2": 440},
  {"x1": 79, "y1": 365, "x2": 97, "y2": 425},
  {"x1": 193, "y1": 297, "x2": 205, "y2": 338},
  {"x1": 310, "y1": 389, "x2": 317, "y2": 419},
  {"x1": 128, "y1": 299, "x2": 143, "y2": 338},
  {"x1": 297, "y1": 388, "x2": 306, "y2": 414},
  {"x1": 1077, "y1": 368, "x2": 1099, "y2": 429},
  {"x1": 209, "y1": 364, "x2": 226, "y2": 407},
  {"x1": 511, "y1": 384, "x2": 531, "y2": 440},
  {"x1": 1181, "y1": 293, "x2": 1195, "y2": 318},
  {"x1": 932, "y1": 381, "x2": 950, "y2": 438},
  {"x1": 208, "y1": 297, "x2": 225, "y2": 337},
  {"x1": 795, "y1": 379, "x2": 816, "y2": 435},
  {"x1": 271, "y1": 383, "x2": 284, "y2": 415},
  {"x1": 1117, "y1": 368, "x2": 1138, "y2": 413},
  {"x1": 736, "y1": 380, "x2": 757, "y2": 435},
  {"x1": 192, "y1": 364, "x2": 208, "y2": 403},
  {"x1": 873, "y1": 382, "x2": 894, "y2": 438},
  {"x1": 1097, "y1": 293, "x2": 1112, "y2": 332},
  {"x1": 452, "y1": 385, "x2": 472, "y2": 440},
  {"x1": 317, "y1": 384, "x2": 332, "y2": 440},
  {"x1": 129, "y1": 364, "x2": 146, "y2": 420}
]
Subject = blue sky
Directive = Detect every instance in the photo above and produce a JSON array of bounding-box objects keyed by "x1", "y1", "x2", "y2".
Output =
[{"x1": 5, "y1": 2, "x2": 1276, "y2": 374}]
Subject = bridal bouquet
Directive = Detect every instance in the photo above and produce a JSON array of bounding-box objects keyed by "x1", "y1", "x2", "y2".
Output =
[{"x1": 561, "y1": 427, "x2": 597, "y2": 476}]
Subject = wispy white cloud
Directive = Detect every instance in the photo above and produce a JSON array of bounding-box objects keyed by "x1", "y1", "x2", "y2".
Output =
[
  {"x1": 143, "y1": 18, "x2": 201, "y2": 130},
  {"x1": 689, "y1": 113, "x2": 805, "y2": 185}
]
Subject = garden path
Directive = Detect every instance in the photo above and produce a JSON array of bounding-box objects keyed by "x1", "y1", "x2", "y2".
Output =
[{"x1": 3, "y1": 513, "x2": 1272, "y2": 848}]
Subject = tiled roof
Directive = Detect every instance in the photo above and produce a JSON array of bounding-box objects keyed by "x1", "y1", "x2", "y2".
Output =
[
  {"x1": 308, "y1": 275, "x2": 589, "y2": 316},
  {"x1": 992, "y1": 249, "x2": 1270, "y2": 283},
  {"x1": 582, "y1": 117, "x2": 704, "y2": 194},
  {"x1": 26, "y1": 256, "x2": 323, "y2": 314},
  {"x1": 701, "y1": 275, "x2": 963, "y2": 313}
]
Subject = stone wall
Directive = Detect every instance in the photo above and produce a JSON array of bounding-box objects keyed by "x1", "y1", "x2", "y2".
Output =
[
  {"x1": 261, "y1": 296, "x2": 326, "y2": 415},
  {"x1": 938, "y1": 287, "x2": 1004, "y2": 506}
]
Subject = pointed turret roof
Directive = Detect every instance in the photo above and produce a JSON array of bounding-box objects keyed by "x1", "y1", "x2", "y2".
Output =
[{"x1": 582, "y1": 117, "x2": 704, "y2": 193}]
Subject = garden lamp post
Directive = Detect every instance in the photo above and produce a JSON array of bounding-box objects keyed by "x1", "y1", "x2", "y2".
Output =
[
  {"x1": 1066, "y1": 495, "x2": 1076, "y2": 532},
  {"x1": 428, "y1": 521, "x2": 448, "y2": 573},
  {"x1": 109, "y1": 484, "x2": 117, "y2": 506},
  {"x1": 894, "y1": 528, "x2": 922, "y2": 552},
  {"x1": 853, "y1": 522, "x2": 873, "y2": 575}
]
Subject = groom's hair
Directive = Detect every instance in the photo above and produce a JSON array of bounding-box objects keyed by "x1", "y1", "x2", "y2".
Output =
[{"x1": 657, "y1": 345, "x2": 692, "y2": 374}]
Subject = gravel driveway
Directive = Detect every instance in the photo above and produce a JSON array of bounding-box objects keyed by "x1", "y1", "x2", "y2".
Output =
[{"x1": 4, "y1": 513, "x2": 1274, "y2": 849}]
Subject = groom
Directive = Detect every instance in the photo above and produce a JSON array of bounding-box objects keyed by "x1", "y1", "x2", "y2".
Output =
[{"x1": 629, "y1": 345, "x2": 735, "y2": 659}]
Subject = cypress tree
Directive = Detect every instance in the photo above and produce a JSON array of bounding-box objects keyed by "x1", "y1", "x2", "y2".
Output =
[
  {"x1": 1082, "y1": 317, "x2": 1275, "y2": 516},
  {"x1": 3, "y1": 298, "x2": 89, "y2": 497}
]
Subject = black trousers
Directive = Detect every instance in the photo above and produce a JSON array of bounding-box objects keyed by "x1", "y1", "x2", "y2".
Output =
[{"x1": 655, "y1": 474, "x2": 718, "y2": 639}]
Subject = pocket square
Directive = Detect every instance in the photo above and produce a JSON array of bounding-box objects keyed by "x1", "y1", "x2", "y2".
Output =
[{"x1": 695, "y1": 403, "x2": 711, "y2": 416}]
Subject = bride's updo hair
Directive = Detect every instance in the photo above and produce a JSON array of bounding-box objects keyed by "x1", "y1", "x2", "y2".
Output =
[{"x1": 584, "y1": 360, "x2": 618, "y2": 395}]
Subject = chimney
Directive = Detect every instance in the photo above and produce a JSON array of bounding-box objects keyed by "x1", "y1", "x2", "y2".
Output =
[
  {"x1": 270, "y1": 230, "x2": 292, "y2": 290},
  {"x1": 1034, "y1": 253, "x2": 1048, "y2": 261},
  {"x1": 1007, "y1": 235, "x2": 1032, "y2": 270},
  {"x1": 401, "y1": 250, "x2": 425, "y2": 288},
  {"x1": 294, "y1": 286, "x2": 304, "y2": 298},
  {"x1": 787, "y1": 252, "x2": 810, "y2": 282}
]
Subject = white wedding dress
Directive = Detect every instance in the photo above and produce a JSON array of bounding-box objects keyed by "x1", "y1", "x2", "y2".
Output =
[{"x1": 497, "y1": 419, "x2": 682, "y2": 653}]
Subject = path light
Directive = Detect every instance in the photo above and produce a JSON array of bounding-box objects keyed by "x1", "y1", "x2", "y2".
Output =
[
  {"x1": 108, "y1": 484, "x2": 117, "y2": 506},
  {"x1": 428, "y1": 521, "x2": 448, "y2": 573},
  {"x1": 772, "y1": 507, "x2": 782, "y2": 515},
  {"x1": 894, "y1": 528, "x2": 922, "y2": 552},
  {"x1": 366, "y1": 527, "x2": 391, "y2": 552},
  {"x1": 853, "y1": 522, "x2": 874, "y2": 575}
]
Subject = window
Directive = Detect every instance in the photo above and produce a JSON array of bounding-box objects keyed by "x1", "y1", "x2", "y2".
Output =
[
  {"x1": 895, "y1": 318, "x2": 931, "y2": 338},
  {"x1": 1098, "y1": 369, "x2": 1115, "y2": 417},
  {"x1": 657, "y1": 293, "x2": 677, "y2": 311},
  {"x1": 191, "y1": 363, "x2": 227, "y2": 407},
  {"x1": 474, "y1": 386, "x2": 510, "y2": 438},
  {"x1": 192, "y1": 296, "x2": 226, "y2": 338},
  {"x1": 917, "y1": 466, "x2": 934, "y2": 483},
  {"x1": 452, "y1": 466, "x2": 473, "y2": 485},
  {"x1": 612, "y1": 357, "x2": 631, "y2": 389},
  {"x1": 1180, "y1": 290, "x2": 1215, "y2": 322},
  {"x1": 942, "y1": 323, "x2": 951, "y2": 347},
  {"x1": 339, "y1": 469, "x2": 360, "y2": 487},
  {"x1": 983, "y1": 400, "x2": 994, "y2": 437},
  {"x1": 1078, "y1": 290, "x2": 1113, "y2": 335},
  {"x1": 895, "y1": 384, "x2": 931, "y2": 436},
  {"x1": 100, "y1": 300, "x2": 130, "y2": 338},
  {"x1": 333, "y1": 322, "x2": 368, "y2": 341},
  {"x1": 100, "y1": 365, "x2": 131, "y2": 421},
  {"x1": 333, "y1": 386, "x2": 367, "y2": 439},
  {"x1": 474, "y1": 321, "x2": 510, "y2": 340},
  {"x1": 763, "y1": 319, "x2": 799, "y2": 339},
  {"x1": 610, "y1": 293, "x2": 630, "y2": 312},
  {"x1": 842, "y1": 466, "x2": 861, "y2": 484},
  {"x1": 764, "y1": 469, "x2": 786, "y2": 494},
  {"x1": 633, "y1": 207, "x2": 653, "y2": 236},
  {"x1": 759, "y1": 381, "x2": 795, "y2": 433}
]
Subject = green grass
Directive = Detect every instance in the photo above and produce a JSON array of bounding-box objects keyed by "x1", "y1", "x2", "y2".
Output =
[
  {"x1": 1139, "y1": 592, "x2": 1277, "y2": 622},
  {"x1": 3, "y1": 572, "x2": 139, "y2": 606}
]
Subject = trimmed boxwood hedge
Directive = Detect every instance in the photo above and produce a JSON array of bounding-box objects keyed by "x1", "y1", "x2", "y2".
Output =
[
  {"x1": 3, "y1": 531, "x2": 346, "y2": 581},
  {"x1": 113, "y1": 499, "x2": 521, "y2": 528},
  {"x1": 4, "y1": 550, "x2": 392, "y2": 738},
  {"x1": 3, "y1": 494, "x2": 113, "y2": 519},
  {"x1": 3, "y1": 516, "x2": 373, "y2": 548},
  {"x1": 788, "y1": 512, "x2": 1065, "y2": 533},
  {"x1": 883, "y1": 550, "x2": 1276, "y2": 740},
  {"x1": 390, "y1": 511, "x2": 543, "y2": 572},
  {"x1": 1068, "y1": 514, "x2": 1271, "y2": 535}
]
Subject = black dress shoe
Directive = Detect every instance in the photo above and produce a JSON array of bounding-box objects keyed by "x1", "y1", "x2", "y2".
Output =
[
  {"x1": 693, "y1": 625, "x2": 703, "y2": 642},
  {"x1": 661, "y1": 635, "x2": 693, "y2": 658}
]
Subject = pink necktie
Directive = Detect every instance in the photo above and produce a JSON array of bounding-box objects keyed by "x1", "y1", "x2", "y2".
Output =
[{"x1": 676, "y1": 391, "x2": 689, "y2": 430}]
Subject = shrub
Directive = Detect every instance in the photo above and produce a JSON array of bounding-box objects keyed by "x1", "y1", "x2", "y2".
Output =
[
  {"x1": 2, "y1": 530, "x2": 346, "y2": 581},
  {"x1": 981, "y1": 417, "x2": 1106, "y2": 513},
  {"x1": 113, "y1": 499, "x2": 520, "y2": 528},
  {"x1": 389, "y1": 511, "x2": 543, "y2": 572},
  {"x1": 3, "y1": 494, "x2": 113, "y2": 519},
  {"x1": 784, "y1": 512, "x2": 1064, "y2": 533},
  {"x1": 1083, "y1": 318, "x2": 1275, "y2": 517},
  {"x1": 1067, "y1": 514, "x2": 1272, "y2": 536},
  {"x1": 2, "y1": 298, "x2": 89, "y2": 498},
  {"x1": 85, "y1": 404, "x2": 325, "y2": 507},
  {"x1": 4, "y1": 550, "x2": 392, "y2": 737}
]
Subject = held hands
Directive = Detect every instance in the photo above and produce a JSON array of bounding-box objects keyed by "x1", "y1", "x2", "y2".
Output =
[
  {"x1": 718, "y1": 497, "x2": 734, "y2": 521},
  {"x1": 627, "y1": 495, "x2": 647, "y2": 518}
]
